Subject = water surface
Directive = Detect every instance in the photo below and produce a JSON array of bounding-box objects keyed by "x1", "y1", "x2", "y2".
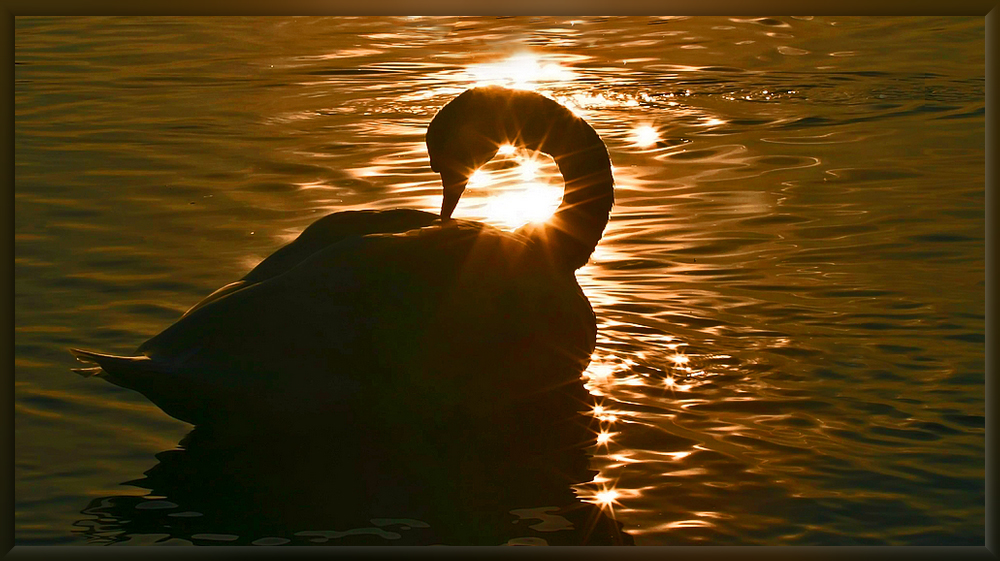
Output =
[{"x1": 15, "y1": 16, "x2": 985, "y2": 545}]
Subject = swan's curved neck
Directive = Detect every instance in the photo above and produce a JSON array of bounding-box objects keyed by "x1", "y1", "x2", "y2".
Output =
[
  {"x1": 427, "y1": 87, "x2": 614, "y2": 270},
  {"x1": 528, "y1": 114, "x2": 614, "y2": 271}
]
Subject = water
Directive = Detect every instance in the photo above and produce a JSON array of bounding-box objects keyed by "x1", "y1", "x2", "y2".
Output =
[{"x1": 15, "y1": 16, "x2": 985, "y2": 546}]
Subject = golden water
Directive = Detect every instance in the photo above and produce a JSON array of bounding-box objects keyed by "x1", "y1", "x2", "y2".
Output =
[{"x1": 15, "y1": 16, "x2": 985, "y2": 545}]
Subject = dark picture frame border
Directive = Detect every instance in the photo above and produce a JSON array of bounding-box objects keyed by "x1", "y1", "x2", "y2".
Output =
[{"x1": 2, "y1": 3, "x2": 996, "y2": 559}]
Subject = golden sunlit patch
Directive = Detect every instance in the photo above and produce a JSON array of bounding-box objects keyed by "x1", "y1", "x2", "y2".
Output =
[
  {"x1": 468, "y1": 169, "x2": 491, "y2": 188},
  {"x1": 660, "y1": 519, "x2": 716, "y2": 530},
  {"x1": 669, "y1": 354, "x2": 689, "y2": 365},
  {"x1": 596, "y1": 430, "x2": 617, "y2": 446},
  {"x1": 554, "y1": 92, "x2": 642, "y2": 118},
  {"x1": 663, "y1": 467, "x2": 708, "y2": 477},
  {"x1": 663, "y1": 374, "x2": 695, "y2": 393},
  {"x1": 348, "y1": 165, "x2": 386, "y2": 179},
  {"x1": 466, "y1": 53, "x2": 575, "y2": 90},
  {"x1": 618, "y1": 375, "x2": 648, "y2": 387},
  {"x1": 519, "y1": 157, "x2": 543, "y2": 181},
  {"x1": 591, "y1": 402, "x2": 619, "y2": 423},
  {"x1": 579, "y1": 484, "x2": 643, "y2": 512},
  {"x1": 608, "y1": 452, "x2": 640, "y2": 464},
  {"x1": 631, "y1": 125, "x2": 660, "y2": 148},
  {"x1": 482, "y1": 182, "x2": 563, "y2": 229},
  {"x1": 595, "y1": 489, "x2": 620, "y2": 508},
  {"x1": 459, "y1": 147, "x2": 563, "y2": 229},
  {"x1": 586, "y1": 362, "x2": 613, "y2": 379}
]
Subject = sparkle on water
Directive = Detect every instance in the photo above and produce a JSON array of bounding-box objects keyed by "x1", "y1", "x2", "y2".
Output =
[{"x1": 631, "y1": 125, "x2": 660, "y2": 147}]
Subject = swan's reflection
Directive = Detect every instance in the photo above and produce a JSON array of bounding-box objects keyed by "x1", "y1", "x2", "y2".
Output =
[{"x1": 75, "y1": 382, "x2": 632, "y2": 546}]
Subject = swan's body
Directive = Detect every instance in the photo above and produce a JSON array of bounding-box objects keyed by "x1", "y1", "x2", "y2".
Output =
[{"x1": 72, "y1": 86, "x2": 614, "y2": 426}]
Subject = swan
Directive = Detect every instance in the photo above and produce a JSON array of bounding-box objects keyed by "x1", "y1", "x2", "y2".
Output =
[{"x1": 70, "y1": 85, "x2": 615, "y2": 426}]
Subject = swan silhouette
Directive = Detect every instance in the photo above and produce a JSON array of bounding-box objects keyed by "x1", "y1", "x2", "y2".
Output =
[{"x1": 70, "y1": 85, "x2": 614, "y2": 426}]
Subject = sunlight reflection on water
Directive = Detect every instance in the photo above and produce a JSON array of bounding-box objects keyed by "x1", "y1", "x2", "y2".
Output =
[{"x1": 15, "y1": 16, "x2": 985, "y2": 546}]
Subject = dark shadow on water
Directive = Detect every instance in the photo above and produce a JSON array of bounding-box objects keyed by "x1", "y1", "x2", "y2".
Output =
[{"x1": 73, "y1": 381, "x2": 633, "y2": 546}]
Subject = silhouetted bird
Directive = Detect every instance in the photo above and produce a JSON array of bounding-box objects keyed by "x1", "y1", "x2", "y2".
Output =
[{"x1": 70, "y1": 85, "x2": 615, "y2": 428}]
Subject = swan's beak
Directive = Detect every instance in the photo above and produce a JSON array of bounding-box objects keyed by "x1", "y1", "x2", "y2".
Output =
[{"x1": 440, "y1": 173, "x2": 468, "y2": 222}]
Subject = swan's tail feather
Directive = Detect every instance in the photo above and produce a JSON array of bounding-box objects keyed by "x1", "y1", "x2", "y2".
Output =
[
  {"x1": 70, "y1": 348, "x2": 204, "y2": 425},
  {"x1": 69, "y1": 348, "x2": 161, "y2": 387},
  {"x1": 71, "y1": 365, "x2": 105, "y2": 378}
]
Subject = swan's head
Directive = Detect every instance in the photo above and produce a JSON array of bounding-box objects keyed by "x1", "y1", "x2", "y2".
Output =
[
  {"x1": 426, "y1": 88, "x2": 504, "y2": 221},
  {"x1": 426, "y1": 86, "x2": 580, "y2": 221}
]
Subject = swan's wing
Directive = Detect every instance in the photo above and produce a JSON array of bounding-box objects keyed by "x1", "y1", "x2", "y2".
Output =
[
  {"x1": 242, "y1": 209, "x2": 438, "y2": 284},
  {"x1": 180, "y1": 209, "x2": 438, "y2": 318},
  {"x1": 129, "y1": 221, "x2": 593, "y2": 419},
  {"x1": 136, "y1": 221, "x2": 493, "y2": 378}
]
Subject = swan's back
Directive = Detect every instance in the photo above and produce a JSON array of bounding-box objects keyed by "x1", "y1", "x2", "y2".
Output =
[
  {"x1": 96, "y1": 218, "x2": 594, "y2": 424},
  {"x1": 180, "y1": 209, "x2": 439, "y2": 318}
]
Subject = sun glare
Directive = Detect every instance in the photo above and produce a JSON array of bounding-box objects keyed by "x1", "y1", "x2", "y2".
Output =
[
  {"x1": 466, "y1": 53, "x2": 575, "y2": 90},
  {"x1": 482, "y1": 182, "x2": 562, "y2": 229},
  {"x1": 519, "y1": 157, "x2": 543, "y2": 181},
  {"x1": 632, "y1": 125, "x2": 660, "y2": 148},
  {"x1": 468, "y1": 169, "x2": 491, "y2": 188},
  {"x1": 462, "y1": 148, "x2": 564, "y2": 229},
  {"x1": 595, "y1": 489, "x2": 621, "y2": 510}
]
